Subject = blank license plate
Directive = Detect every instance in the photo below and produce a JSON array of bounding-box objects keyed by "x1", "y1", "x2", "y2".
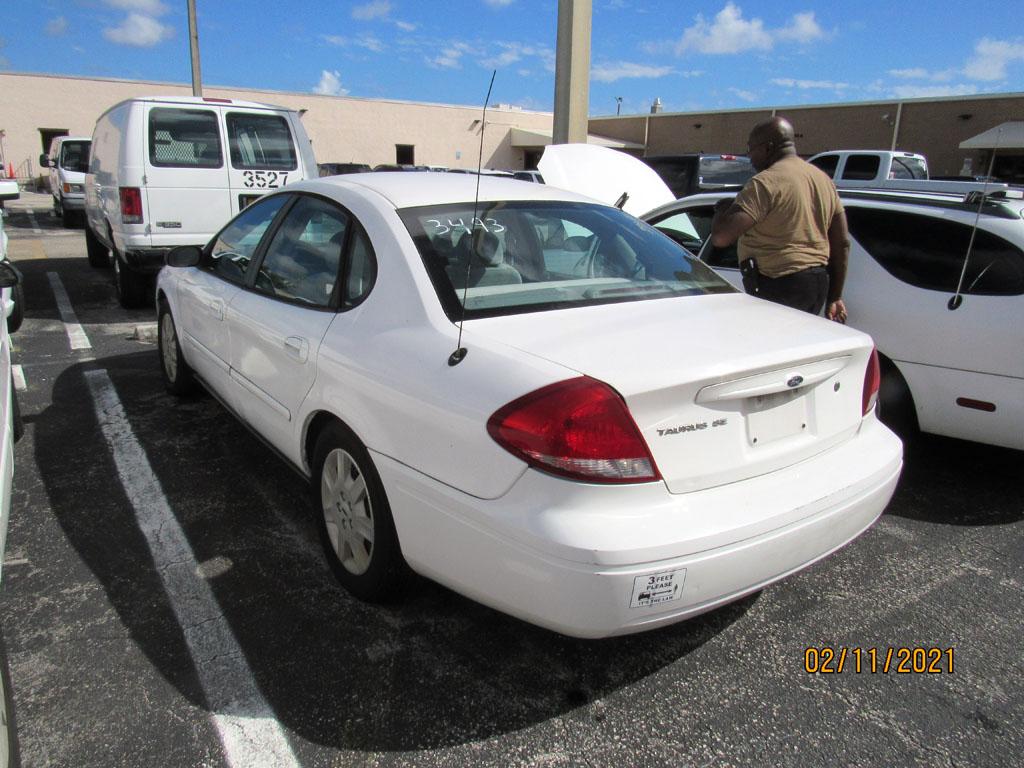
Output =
[{"x1": 746, "y1": 390, "x2": 808, "y2": 445}]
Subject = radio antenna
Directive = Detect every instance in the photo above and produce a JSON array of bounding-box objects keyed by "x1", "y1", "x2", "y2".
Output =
[
  {"x1": 449, "y1": 70, "x2": 496, "y2": 367},
  {"x1": 948, "y1": 125, "x2": 1002, "y2": 311}
]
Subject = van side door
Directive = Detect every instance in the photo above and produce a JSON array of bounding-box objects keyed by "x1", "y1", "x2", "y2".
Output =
[
  {"x1": 223, "y1": 109, "x2": 300, "y2": 216},
  {"x1": 144, "y1": 105, "x2": 231, "y2": 246}
]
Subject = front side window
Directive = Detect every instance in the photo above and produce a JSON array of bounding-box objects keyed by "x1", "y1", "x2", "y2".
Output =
[
  {"x1": 207, "y1": 194, "x2": 289, "y2": 284},
  {"x1": 651, "y1": 206, "x2": 715, "y2": 255},
  {"x1": 149, "y1": 108, "x2": 222, "y2": 168},
  {"x1": 226, "y1": 112, "x2": 297, "y2": 171},
  {"x1": 255, "y1": 196, "x2": 347, "y2": 307},
  {"x1": 846, "y1": 208, "x2": 1024, "y2": 296},
  {"x1": 841, "y1": 155, "x2": 881, "y2": 181},
  {"x1": 59, "y1": 141, "x2": 90, "y2": 173},
  {"x1": 401, "y1": 201, "x2": 733, "y2": 320}
]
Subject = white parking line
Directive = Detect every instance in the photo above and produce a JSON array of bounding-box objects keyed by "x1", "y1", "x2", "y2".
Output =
[
  {"x1": 85, "y1": 369, "x2": 299, "y2": 768},
  {"x1": 46, "y1": 271, "x2": 92, "y2": 350},
  {"x1": 11, "y1": 364, "x2": 26, "y2": 392},
  {"x1": 25, "y1": 208, "x2": 43, "y2": 235}
]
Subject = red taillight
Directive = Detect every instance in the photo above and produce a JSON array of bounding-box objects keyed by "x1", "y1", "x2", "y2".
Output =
[
  {"x1": 487, "y1": 377, "x2": 661, "y2": 484},
  {"x1": 862, "y1": 347, "x2": 881, "y2": 416},
  {"x1": 119, "y1": 187, "x2": 143, "y2": 224}
]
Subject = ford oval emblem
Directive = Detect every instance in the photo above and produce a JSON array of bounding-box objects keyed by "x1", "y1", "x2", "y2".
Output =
[{"x1": 787, "y1": 375, "x2": 804, "y2": 388}]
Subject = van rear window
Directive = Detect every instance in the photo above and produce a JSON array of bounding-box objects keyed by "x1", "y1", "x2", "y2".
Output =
[
  {"x1": 227, "y1": 113, "x2": 297, "y2": 171},
  {"x1": 149, "y1": 108, "x2": 223, "y2": 168}
]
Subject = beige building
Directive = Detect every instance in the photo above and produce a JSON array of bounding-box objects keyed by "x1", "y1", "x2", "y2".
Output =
[
  {"x1": 590, "y1": 92, "x2": 1024, "y2": 182},
  {"x1": 2, "y1": 71, "x2": 1022, "y2": 184}
]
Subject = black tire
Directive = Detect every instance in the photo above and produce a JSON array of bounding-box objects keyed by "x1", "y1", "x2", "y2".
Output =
[
  {"x1": 85, "y1": 225, "x2": 110, "y2": 268},
  {"x1": 312, "y1": 422, "x2": 407, "y2": 602},
  {"x1": 0, "y1": 631, "x2": 22, "y2": 768},
  {"x1": 878, "y1": 356, "x2": 919, "y2": 438},
  {"x1": 157, "y1": 300, "x2": 198, "y2": 396},
  {"x1": 6, "y1": 283, "x2": 23, "y2": 335},
  {"x1": 113, "y1": 253, "x2": 147, "y2": 308},
  {"x1": 60, "y1": 204, "x2": 74, "y2": 229}
]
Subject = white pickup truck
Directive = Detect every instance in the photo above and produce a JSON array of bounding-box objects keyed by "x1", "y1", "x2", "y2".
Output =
[{"x1": 808, "y1": 150, "x2": 1007, "y2": 195}]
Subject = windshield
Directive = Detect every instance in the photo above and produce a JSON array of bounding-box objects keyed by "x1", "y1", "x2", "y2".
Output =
[
  {"x1": 400, "y1": 201, "x2": 734, "y2": 320},
  {"x1": 698, "y1": 156, "x2": 755, "y2": 186},
  {"x1": 59, "y1": 141, "x2": 90, "y2": 173}
]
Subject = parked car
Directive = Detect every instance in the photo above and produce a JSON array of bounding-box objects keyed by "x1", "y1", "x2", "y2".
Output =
[
  {"x1": 511, "y1": 170, "x2": 544, "y2": 184},
  {"x1": 39, "y1": 136, "x2": 91, "y2": 227},
  {"x1": 156, "y1": 172, "x2": 901, "y2": 638},
  {"x1": 642, "y1": 154, "x2": 755, "y2": 198},
  {"x1": 84, "y1": 95, "x2": 318, "y2": 307},
  {"x1": 0, "y1": 178, "x2": 24, "y2": 768},
  {"x1": 645, "y1": 187, "x2": 1024, "y2": 451},
  {"x1": 318, "y1": 162, "x2": 371, "y2": 177}
]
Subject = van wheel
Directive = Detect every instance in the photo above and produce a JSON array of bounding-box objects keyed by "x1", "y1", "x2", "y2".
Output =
[
  {"x1": 312, "y1": 422, "x2": 408, "y2": 602},
  {"x1": 6, "y1": 282, "x2": 24, "y2": 335},
  {"x1": 878, "y1": 356, "x2": 918, "y2": 438},
  {"x1": 85, "y1": 226, "x2": 110, "y2": 268},
  {"x1": 60, "y1": 203, "x2": 74, "y2": 229},
  {"x1": 113, "y1": 255, "x2": 147, "y2": 308},
  {"x1": 157, "y1": 300, "x2": 198, "y2": 396}
]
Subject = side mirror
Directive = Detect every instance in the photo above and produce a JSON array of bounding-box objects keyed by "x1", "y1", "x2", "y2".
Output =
[
  {"x1": 166, "y1": 245, "x2": 203, "y2": 268},
  {"x1": 0, "y1": 262, "x2": 21, "y2": 289},
  {"x1": 39, "y1": 154, "x2": 51, "y2": 168}
]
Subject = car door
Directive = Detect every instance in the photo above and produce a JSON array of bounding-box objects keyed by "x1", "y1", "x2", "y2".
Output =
[
  {"x1": 226, "y1": 194, "x2": 352, "y2": 453},
  {"x1": 223, "y1": 109, "x2": 300, "y2": 216},
  {"x1": 843, "y1": 205, "x2": 1024, "y2": 449},
  {"x1": 177, "y1": 193, "x2": 290, "y2": 405}
]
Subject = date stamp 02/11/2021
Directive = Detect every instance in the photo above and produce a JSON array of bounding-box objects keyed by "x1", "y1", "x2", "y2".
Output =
[{"x1": 804, "y1": 647, "x2": 955, "y2": 674}]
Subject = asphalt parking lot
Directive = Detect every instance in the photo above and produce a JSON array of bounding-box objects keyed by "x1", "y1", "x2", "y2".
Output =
[{"x1": 1, "y1": 190, "x2": 1021, "y2": 767}]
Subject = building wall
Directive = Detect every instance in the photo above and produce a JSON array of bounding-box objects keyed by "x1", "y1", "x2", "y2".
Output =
[
  {"x1": 590, "y1": 93, "x2": 1024, "y2": 178},
  {"x1": 0, "y1": 72, "x2": 554, "y2": 179}
]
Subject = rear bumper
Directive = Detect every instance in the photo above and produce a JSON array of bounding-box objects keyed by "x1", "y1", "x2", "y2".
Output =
[{"x1": 376, "y1": 416, "x2": 902, "y2": 638}]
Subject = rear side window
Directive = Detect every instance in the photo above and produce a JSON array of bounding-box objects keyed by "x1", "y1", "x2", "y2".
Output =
[
  {"x1": 227, "y1": 113, "x2": 297, "y2": 171},
  {"x1": 890, "y1": 156, "x2": 928, "y2": 180},
  {"x1": 149, "y1": 108, "x2": 222, "y2": 168},
  {"x1": 841, "y1": 155, "x2": 881, "y2": 180},
  {"x1": 809, "y1": 154, "x2": 839, "y2": 178},
  {"x1": 846, "y1": 208, "x2": 1024, "y2": 296}
]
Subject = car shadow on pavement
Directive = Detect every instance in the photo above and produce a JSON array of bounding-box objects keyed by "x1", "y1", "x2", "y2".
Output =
[
  {"x1": 885, "y1": 432, "x2": 1022, "y2": 526},
  {"x1": 33, "y1": 352, "x2": 755, "y2": 752}
]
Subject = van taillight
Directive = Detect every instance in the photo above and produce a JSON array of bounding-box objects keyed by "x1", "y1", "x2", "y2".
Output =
[
  {"x1": 119, "y1": 187, "x2": 143, "y2": 224},
  {"x1": 862, "y1": 348, "x2": 880, "y2": 416}
]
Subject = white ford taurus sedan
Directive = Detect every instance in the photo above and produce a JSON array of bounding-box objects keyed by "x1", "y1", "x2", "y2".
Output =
[{"x1": 156, "y1": 173, "x2": 903, "y2": 638}]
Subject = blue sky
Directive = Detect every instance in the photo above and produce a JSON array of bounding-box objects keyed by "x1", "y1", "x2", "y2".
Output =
[{"x1": 5, "y1": 1, "x2": 1023, "y2": 115}]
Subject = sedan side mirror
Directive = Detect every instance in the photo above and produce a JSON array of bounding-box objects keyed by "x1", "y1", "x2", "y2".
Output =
[
  {"x1": 39, "y1": 154, "x2": 51, "y2": 168},
  {"x1": 0, "y1": 262, "x2": 22, "y2": 289},
  {"x1": 166, "y1": 245, "x2": 203, "y2": 268}
]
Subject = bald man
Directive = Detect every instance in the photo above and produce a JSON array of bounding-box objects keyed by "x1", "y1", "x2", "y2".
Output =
[{"x1": 710, "y1": 117, "x2": 849, "y2": 322}]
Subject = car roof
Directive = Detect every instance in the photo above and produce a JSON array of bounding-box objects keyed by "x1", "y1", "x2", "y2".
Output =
[{"x1": 288, "y1": 171, "x2": 602, "y2": 210}]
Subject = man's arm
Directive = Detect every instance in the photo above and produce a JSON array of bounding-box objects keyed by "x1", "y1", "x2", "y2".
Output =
[
  {"x1": 825, "y1": 209, "x2": 850, "y2": 322},
  {"x1": 710, "y1": 199, "x2": 756, "y2": 248}
]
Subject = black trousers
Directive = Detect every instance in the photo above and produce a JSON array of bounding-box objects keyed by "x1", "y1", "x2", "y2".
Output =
[{"x1": 753, "y1": 266, "x2": 829, "y2": 315}]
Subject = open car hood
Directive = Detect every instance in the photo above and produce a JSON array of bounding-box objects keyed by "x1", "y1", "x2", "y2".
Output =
[{"x1": 538, "y1": 144, "x2": 675, "y2": 218}]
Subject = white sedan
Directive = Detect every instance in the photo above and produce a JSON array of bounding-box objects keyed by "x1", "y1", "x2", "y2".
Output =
[{"x1": 156, "y1": 172, "x2": 902, "y2": 638}]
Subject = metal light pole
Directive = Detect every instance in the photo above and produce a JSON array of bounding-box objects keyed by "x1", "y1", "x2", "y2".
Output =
[
  {"x1": 187, "y1": 0, "x2": 203, "y2": 97},
  {"x1": 552, "y1": 0, "x2": 592, "y2": 145},
  {"x1": 615, "y1": 97, "x2": 623, "y2": 116}
]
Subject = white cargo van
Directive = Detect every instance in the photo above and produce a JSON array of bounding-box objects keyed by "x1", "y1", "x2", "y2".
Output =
[
  {"x1": 84, "y1": 96, "x2": 318, "y2": 307},
  {"x1": 40, "y1": 136, "x2": 91, "y2": 227}
]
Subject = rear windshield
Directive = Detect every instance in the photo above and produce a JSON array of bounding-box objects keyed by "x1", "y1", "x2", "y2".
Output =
[
  {"x1": 149, "y1": 108, "x2": 223, "y2": 168},
  {"x1": 400, "y1": 201, "x2": 734, "y2": 320},
  {"x1": 698, "y1": 156, "x2": 755, "y2": 187},
  {"x1": 227, "y1": 112, "x2": 297, "y2": 171},
  {"x1": 59, "y1": 141, "x2": 90, "y2": 173}
]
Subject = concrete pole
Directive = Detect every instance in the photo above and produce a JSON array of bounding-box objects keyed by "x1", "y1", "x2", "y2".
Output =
[
  {"x1": 187, "y1": 0, "x2": 203, "y2": 97},
  {"x1": 552, "y1": 0, "x2": 592, "y2": 145}
]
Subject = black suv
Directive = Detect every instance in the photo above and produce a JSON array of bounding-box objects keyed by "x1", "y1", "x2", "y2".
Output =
[{"x1": 643, "y1": 154, "x2": 755, "y2": 198}]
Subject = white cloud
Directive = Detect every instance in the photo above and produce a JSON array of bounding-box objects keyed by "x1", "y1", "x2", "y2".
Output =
[
  {"x1": 963, "y1": 37, "x2": 1024, "y2": 81},
  {"x1": 395, "y1": 20, "x2": 416, "y2": 31},
  {"x1": 889, "y1": 67, "x2": 928, "y2": 79},
  {"x1": 890, "y1": 84, "x2": 979, "y2": 99},
  {"x1": 729, "y1": 87, "x2": 759, "y2": 102},
  {"x1": 104, "y1": 0, "x2": 168, "y2": 15},
  {"x1": 352, "y1": 1, "x2": 392, "y2": 21},
  {"x1": 46, "y1": 16, "x2": 68, "y2": 36},
  {"x1": 322, "y1": 35, "x2": 347, "y2": 46},
  {"x1": 592, "y1": 61, "x2": 674, "y2": 82},
  {"x1": 675, "y1": 4, "x2": 826, "y2": 55},
  {"x1": 357, "y1": 36, "x2": 384, "y2": 52},
  {"x1": 771, "y1": 77, "x2": 849, "y2": 90},
  {"x1": 103, "y1": 13, "x2": 173, "y2": 46},
  {"x1": 428, "y1": 46, "x2": 465, "y2": 69},
  {"x1": 313, "y1": 70, "x2": 348, "y2": 96},
  {"x1": 485, "y1": 0, "x2": 516, "y2": 7}
]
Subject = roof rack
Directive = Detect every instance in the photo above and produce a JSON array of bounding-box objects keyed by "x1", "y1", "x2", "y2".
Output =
[{"x1": 838, "y1": 187, "x2": 1022, "y2": 220}]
